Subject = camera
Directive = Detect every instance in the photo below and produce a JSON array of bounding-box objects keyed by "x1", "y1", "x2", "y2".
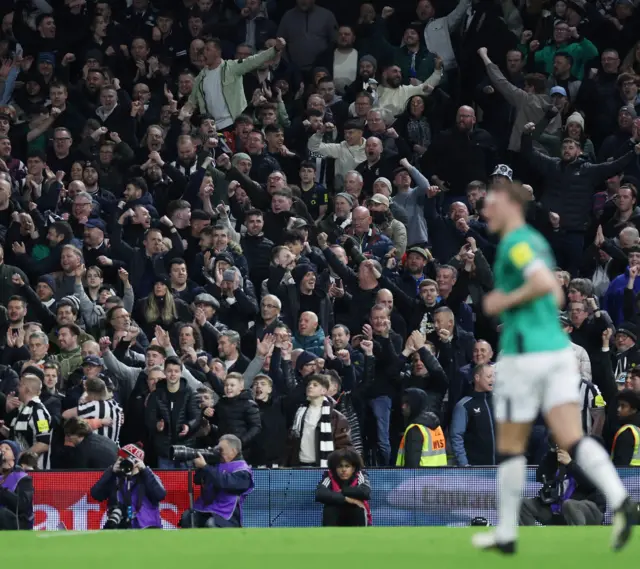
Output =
[
  {"x1": 104, "y1": 506, "x2": 128, "y2": 530},
  {"x1": 170, "y1": 445, "x2": 221, "y2": 465},
  {"x1": 538, "y1": 475, "x2": 561, "y2": 504},
  {"x1": 119, "y1": 458, "x2": 135, "y2": 476}
]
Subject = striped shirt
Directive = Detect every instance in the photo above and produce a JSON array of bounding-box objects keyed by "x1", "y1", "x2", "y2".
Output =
[
  {"x1": 9, "y1": 397, "x2": 52, "y2": 470},
  {"x1": 77, "y1": 399, "x2": 124, "y2": 444}
]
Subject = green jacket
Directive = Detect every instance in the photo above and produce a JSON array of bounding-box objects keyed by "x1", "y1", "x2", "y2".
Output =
[
  {"x1": 52, "y1": 346, "x2": 83, "y2": 382},
  {"x1": 526, "y1": 38, "x2": 598, "y2": 81},
  {"x1": 394, "y1": 46, "x2": 437, "y2": 85},
  {"x1": 189, "y1": 47, "x2": 278, "y2": 121}
]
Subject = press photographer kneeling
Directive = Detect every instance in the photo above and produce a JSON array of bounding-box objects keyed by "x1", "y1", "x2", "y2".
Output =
[
  {"x1": 0, "y1": 440, "x2": 34, "y2": 530},
  {"x1": 90, "y1": 444, "x2": 167, "y2": 529},
  {"x1": 178, "y1": 434, "x2": 254, "y2": 528},
  {"x1": 519, "y1": 441, "x2": 605, "y2": 526}
]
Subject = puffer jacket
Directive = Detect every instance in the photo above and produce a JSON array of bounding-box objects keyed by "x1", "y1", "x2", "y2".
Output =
[
  {"x1": 400, "y1": 388, "x2": 445, "y2": 468},
  {"x1": 145, "y1": 378, "x2": 200, "y2": 459},
  {"x1": 521, "y1": 133, "x2": 637, "y2": 232},
  {"x1": 213, "y1": 389, "x2": 261, "y2": 449}
]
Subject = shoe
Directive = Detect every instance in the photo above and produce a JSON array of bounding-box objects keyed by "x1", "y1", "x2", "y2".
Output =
[
  {"x1": 611, "y1": 497, "x2": 636, "y2": 551},
  {"x1": 472, "y1": 531, "x2": 516, "y2": 554}
]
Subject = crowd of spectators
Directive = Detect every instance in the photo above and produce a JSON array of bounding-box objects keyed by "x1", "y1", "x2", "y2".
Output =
[{"x1": 0, "y1": 0, "x2": 639, "y2": 478}]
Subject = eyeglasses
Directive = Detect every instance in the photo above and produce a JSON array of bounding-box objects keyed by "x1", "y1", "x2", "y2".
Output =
[{"x1": 262, "y1": 303, "x2": 279, "y2": 309}]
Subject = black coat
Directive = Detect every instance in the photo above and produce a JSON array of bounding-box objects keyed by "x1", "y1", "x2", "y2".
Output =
[
  {"x1": 252, "y1": 396, "x2": 289, "y2": 466},
  {"x1": 521, "y1": 133, "x2": 636, "y2": 232},
  {"x1": 51, "y1": 431, "x2": 119, "y2": 470},
  {"x1": 241, "y1": 233, "x2": 275, "y2": 290},
  {"x1": 145, "y1": 379, "x2": 200, "y2": 459},
  {"x1": 212, "y1": 389, "x2": 261, "y2": 449}
]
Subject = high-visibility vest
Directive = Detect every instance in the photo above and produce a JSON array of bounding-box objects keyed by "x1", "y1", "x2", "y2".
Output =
[
  {"x1": 396, "y1": 423, "x2": 447, "y2": 467},
  {"x1": 612, "y1": 424, "x2": 640, "y2": 466}
]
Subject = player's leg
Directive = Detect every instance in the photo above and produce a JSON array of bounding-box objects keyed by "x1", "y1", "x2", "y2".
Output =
[
  {"x1": 542, "y1": 348, "x2": 633, "y2": 550},
  {"x1": 545, "y1": 402, "x2": 634, "y2": 550},
  {"x1": 473, "y1": 354, "x2": 535, "y2": 553}
]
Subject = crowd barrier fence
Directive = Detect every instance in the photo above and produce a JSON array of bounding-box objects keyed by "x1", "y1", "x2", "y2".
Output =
[{"x1": 30, "y1": 467, "x2": 640, "y2": 530}]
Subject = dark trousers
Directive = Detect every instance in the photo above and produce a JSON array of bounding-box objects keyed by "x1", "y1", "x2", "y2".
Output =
[
  {"x1": 519, "y1": 497, "x2": 603, "y2": 526},
  {"x1": 322, "y1": 504, "x2": 368, "y2": 527},
  {"x1": 0, "y1": 508, "x2": 18, "y2": 530},
  {"x1": 180, "y1": 509, "x2": 237, "y2": 528},
  {"x1": 549, "y1": 231, "x2": 585, "y2": 277}
]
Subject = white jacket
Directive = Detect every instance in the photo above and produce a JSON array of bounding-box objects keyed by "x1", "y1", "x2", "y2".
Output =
[
  {"x1": 423, "y1": 0, "x2": 470, "y2": 71},
  {"x1": 307, "y1": 134, "x2": 366, "y2": 189}
]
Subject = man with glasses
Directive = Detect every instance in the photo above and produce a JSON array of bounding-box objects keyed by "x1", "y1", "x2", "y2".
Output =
[
  {"x1": 242, "y1": 295, "x2": 284, "y2": 357},
  {"x1": 47, "y1": 127, "x2": 76, "y2": 175}
]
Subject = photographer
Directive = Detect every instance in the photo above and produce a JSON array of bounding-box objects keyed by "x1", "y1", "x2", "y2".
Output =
[
  {"x1": 0, "y1": 440, "x2": 34, "y2": 530},
  {"x1": 179, "y1": 434, "x2": 254, "y2": 529},
  {"x1": 519, "y1": 441, "x2": 605, "y2": 526},
  {"x1": 90, "y1": 444, "x2": 167, "y2": 530}
]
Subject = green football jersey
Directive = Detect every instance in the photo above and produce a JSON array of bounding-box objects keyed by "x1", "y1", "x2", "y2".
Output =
[{"x1": 493, "y1": 224, "x2": 569, "y2": 355}]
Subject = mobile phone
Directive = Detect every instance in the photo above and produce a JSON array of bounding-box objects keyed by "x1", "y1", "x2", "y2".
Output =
[
  {"x1": 12, "y1": 329, "x2": 18, "y2": 337},
  {"x1": 335, "y1": 278, "x2": 342, "y2": 288}
]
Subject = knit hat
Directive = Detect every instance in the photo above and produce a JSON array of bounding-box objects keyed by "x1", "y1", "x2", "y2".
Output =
[
  {"x1": 0, "y1": 440, "x2": 22, "y2": 462},
  {"x1": 120, "y1": 443, "x2": 145, "y2": 462},
  {"x1": 617, "y1": 322, "x2": 638, "y2": 343},
  {"x1": 60, "y1": 295, "x2": 81, "y2": 312},
  {"x1": 37, "y1": 274, "x2": 56, "y2": 293},
  {"x1": 359, "y1": 55, "x2": 377, "y2": 69},
  {"x1": 566, "y1": 112, "x2": 585, "y2": 130},
  {"x1": 374, "y1": 177, "x2": 393, "y2": 195},
  {"x1": 215, "y1": 251, "x2": 235, "y2": 266},
  {"x1": 335, "y1": 192, "x2": 355, "y2": 206},
  {"x1": 292, "y1": 263, "x2": 316, "y2": 285},
  {"x1": 620, "y1": 105, "x2": 638, "y2": 118},
  {"x1": 296, "y1": 350, "x2": 317, "y2": 372},
  {"x1": 231, "y1": 152, "x2": 252, "y2": 167}
]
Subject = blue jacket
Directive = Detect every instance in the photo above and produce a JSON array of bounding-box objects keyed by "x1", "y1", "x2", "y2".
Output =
[
  {"x1": 603, "y1": 267, "x2": 640, "y2": 326},
  {"x1": 293, "y1": 328, "x2": 326, "y2": 357},
  {"x1": 450, "y1": 391, "x2": 495, "y2": 466}
]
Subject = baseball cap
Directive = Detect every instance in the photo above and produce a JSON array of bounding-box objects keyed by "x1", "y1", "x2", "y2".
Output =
[
  {"x1": 406, "y1": 246, "x2": 430, "y2": 261},
  {"x1": 82, "y1": 355, "x2": 104, "y2": 367},
  {"x1": 549, "y1": 86, "x2": 567, "y2": 97},
  {"x1": 369, "y1": 194, "x2": 390, "y2": 207},
  {"x1": 85, "y1": 218, "x2": 106, "y2": 233}
]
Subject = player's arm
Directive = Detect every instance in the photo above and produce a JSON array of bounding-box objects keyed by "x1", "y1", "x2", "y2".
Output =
[{"x1": 504, "y1": 262, "x2": 564, "y2": 310}]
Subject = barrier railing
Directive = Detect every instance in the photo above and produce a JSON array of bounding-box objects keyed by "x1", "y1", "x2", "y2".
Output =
[{"x1": 30, "y1": 467, "x2": 640, "y2": 530}]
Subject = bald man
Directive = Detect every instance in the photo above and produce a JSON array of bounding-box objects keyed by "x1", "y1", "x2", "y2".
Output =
[
  {"x1": 293, "y1": 311, "x2": 325, "y2": 357},
  {"x1": 423, "y1": 104, "x2": 497, "y2": 202},
  {"x1": 376, "y1": 288, "x2": 407, "y2": 340},
  {"x1": 346, "y1": 206, "x2": 393, "y2": 260},
  {"x1": 456, "y1": 340, "x2": 494, "y2": 399}
]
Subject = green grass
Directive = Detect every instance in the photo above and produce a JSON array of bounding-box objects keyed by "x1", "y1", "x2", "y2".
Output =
[{"x1": 5, "y1": 527, "x2": 639, "y2": 568}]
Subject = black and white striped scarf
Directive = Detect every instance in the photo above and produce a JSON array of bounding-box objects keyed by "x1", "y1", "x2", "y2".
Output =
[{"x1": 292, "y1": 397, "x2": 334, "y2": 467}]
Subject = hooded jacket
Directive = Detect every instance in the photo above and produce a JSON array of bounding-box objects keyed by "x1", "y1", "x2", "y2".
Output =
[
  {"x1": 401, "y1": 388, "x2": 444, "y2": 468},
  {"x1": 292, "y1": 328, "x2": 326, "y2": 358}
]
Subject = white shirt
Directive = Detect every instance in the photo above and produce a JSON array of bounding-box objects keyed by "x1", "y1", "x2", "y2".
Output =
[
  {"x1": 299, "y1": 405, "x2": 322, "y2": 464},
  {"x1": 203, "y1": 66, "x2": 233, "y2": 130}
]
